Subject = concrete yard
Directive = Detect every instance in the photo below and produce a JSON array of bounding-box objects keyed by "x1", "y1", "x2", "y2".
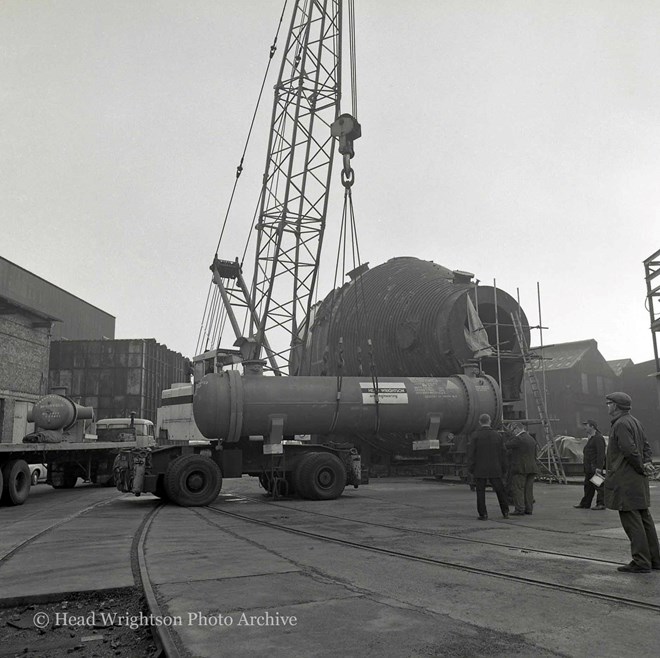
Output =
[{"x1": 1, "y1": 477, "x2": 659, "y2": 657}]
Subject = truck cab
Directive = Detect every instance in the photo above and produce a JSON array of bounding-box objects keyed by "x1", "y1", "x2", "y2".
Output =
[{"x1": 95, "y1": 417, "x2": 156, "y2": 447}]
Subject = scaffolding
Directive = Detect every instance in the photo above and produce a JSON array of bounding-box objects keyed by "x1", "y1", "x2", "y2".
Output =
[
  {"x1": 511, "y1": 311, "x2": 567, "y2": 483},
  {"x1": 644, "y1": 248, "x2": 660, "y2": 407},
  {"x1": 484, "y1": 280, "x2": 566, "y2": 483}
]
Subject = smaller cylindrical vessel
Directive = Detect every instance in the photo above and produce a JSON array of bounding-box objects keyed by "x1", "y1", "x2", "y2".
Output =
[
  {"x1": 27, "y1": 395, "x2": 95, "y2": 431},
  {"x1": 193, "y1": 371, "x2": 502, "y2": 441}
]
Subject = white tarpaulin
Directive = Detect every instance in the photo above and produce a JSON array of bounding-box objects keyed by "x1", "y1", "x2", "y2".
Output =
[{"x1": 464, "y1": 295, "x2": 495, "y2": 358}]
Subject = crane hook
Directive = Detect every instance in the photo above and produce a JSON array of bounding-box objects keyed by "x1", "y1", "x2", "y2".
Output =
[{"x1": 331, "y1": 113, "x2": 361, "y2": 188}]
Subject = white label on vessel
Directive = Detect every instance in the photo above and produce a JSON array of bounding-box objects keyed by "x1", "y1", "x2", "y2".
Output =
[{"x1": 360, "y1": 382, "x2": 408, "y2": 404}]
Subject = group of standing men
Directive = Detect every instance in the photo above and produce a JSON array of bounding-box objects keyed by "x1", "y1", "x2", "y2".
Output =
[
  {"x1": 466, "y1": 391, "x2": 660, "y2": 574},
  {"x1": 466, "y1": 415, "x2": 537, "y2": 520}
]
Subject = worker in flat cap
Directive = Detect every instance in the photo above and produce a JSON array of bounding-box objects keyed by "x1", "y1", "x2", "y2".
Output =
[
  {"x1": 573, "y1": 419, "x2": 606, "y2": 510},
  {"x1": 504, "y1": 422, "x2": 538, "y2": 516},
  {"x1": 604, "y1": 391, "x2": 660, "y2": 573}
]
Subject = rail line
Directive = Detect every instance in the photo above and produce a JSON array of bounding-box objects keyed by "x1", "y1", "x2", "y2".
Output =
[
  {"x1": 201, "y1": 498, "x2": 660, "y2": 614},
  {"x1": 234, "y1": 494, "x2": 622, "y2": 566},
  {"x1": 133, "y1": 503, "x2": 182, "y2": 658},
  {"x1": 0, "y1": 494, "x2": 175, "y2": 657},
  {"x1": 0, "y1": 496, "x2": 118, "y2": 566}
]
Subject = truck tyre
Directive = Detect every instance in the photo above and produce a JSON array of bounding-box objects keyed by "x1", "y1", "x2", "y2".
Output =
[
  {"x1": 296, "y1": 452, "x2": 346, "y2": 500},
  {"x1": 153, "y1": 477, "x2": 169, "y2": 501},
  {"x1": 164, "y1": 455, "x2": 222, "y2": 507},
  {"x1": 292, "y1": 453, "x2": 317, "y2": 497},
  {"x1": 258, "y1": 473, "x2": 273, "y2": 494},
  {"x1": 31, "y1": 469, "x2": 41, "y2": 486},
  {"x1": 1, "y1": 460, "x2": 31, "y2": 506},
  {"x1": 52, "y1": 465, "x2": 78, "y2": 489}
]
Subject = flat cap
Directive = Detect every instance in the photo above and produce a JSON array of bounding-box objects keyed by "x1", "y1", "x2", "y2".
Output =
[{"x1": 605, "y1": 392, "x2": 632, "y2": 410}]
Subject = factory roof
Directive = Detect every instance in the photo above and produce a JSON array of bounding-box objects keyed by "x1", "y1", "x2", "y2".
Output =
[
  {"x1": 529, "y1": 339, "x2": 616, "y2": 373},
  {"x1": 606, "y1": 358, "x2": 634, "y2": 376}
]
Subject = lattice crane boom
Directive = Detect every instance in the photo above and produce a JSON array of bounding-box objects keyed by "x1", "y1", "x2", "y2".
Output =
[{"x1": 249, "y1": 0, "x2": 344, "y2": 374}]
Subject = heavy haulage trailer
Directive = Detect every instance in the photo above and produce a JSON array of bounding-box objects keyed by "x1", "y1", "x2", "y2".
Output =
[
  {"x1": 2, "y1": 369, "x2": 501, "y2": 507},
  {"x1": 0, "y1": 394, "x2": 148, "y2": 506},
  {"x1": 112, "y1": 367, "x2": 502, "y2": 506}
]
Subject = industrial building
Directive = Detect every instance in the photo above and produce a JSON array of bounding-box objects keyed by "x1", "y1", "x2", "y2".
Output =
[
  {"x1": 0, "y1": 256, "x2": 190, "y2": 442},
  {"x1": 524, "y1": 339, "x2": 660, "y2": 454},
  {"x1": 0, "y1": 256, "x2": 115, "y2": 341},
  {"x1": 0, "y1": 283, "x2": 58, "y2": 442},
  {"x1": 49, "y1": 338, "x2": 191, "y2": 422}
]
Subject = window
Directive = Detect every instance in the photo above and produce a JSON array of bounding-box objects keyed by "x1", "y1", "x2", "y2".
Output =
[{"x1": 581, "y1": 373, "x2": 589, "y2": 394}]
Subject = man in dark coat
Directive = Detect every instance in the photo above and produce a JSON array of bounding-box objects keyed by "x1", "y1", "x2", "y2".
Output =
[
  {"x1": 467, "y1": 414, "x2": 509, "y2": 520},
  {"x1": 574, "y1": 419, "x2": 606, "y2": 510},
  {"x1": 505, "y1": 423, "x2": 538, "y2": 516},
  {"x1": 604, "y1": 391, "x2": 660, "y2": 573}
]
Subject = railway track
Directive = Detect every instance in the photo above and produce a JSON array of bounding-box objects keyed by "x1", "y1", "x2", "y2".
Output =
[
  {"x1": 0, "y1": 492, "x2": 160, "y2": 658},
  {"x1": 0, "y1": 497, "x2": 118, "y2": 566},
  {"x1": 197, "y1": 495, "x2": 660, "y2": 614},
  {"x1": 3, "y1": 487, "x2": 657, "y2": 657},
  {"x1": 234, "y1": 494, "x2": 622, "y2": 565},
  {"x1": 133, "y1": 503, "x2": 182, "y2": 658}
]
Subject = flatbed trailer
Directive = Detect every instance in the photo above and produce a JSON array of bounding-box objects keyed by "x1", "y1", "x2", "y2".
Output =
[
  {"x1": 0, "y1": 440, "x2": 142, "y2": 505},
  {"x1": 0, "y1": 393, "x2": 150, "y2": 506}
]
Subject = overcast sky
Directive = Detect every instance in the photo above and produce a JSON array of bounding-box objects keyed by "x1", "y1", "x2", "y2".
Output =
[{"x1": 2, "y1": 1, "x2": 659, "y2": 365}]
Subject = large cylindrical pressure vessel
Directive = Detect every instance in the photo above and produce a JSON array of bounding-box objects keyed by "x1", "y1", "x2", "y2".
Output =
[
  {"x1": 193, "y1": 370, "x2": 502, "y2": 441},
  {"x1": 28, "y1": 395, "x2": 95, "y2": 431},
  {"x1": 292, "y1": 257, "x2": 529, "y2": 402}
]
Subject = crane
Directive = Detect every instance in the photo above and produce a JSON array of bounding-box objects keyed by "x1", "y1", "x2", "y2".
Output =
[
  {"x1": 146, "y1": 2, "x2": 509, "y2": 503},
  {"x1": 195, "y1": 0, "x2": 361, "y2": 378}
]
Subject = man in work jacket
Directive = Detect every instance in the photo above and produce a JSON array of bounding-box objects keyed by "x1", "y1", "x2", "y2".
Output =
[
  {"x1": 467, "y1": 413, "x2": 509, "y2": 521},
  {"x1": 604, "y1": 391, "x2": 660, "y2": 573},
  {"x1": 505, "y1": 423, "x2": 538, "y2": 516},
  {"x1": 573, "y1": 419, "x2": 606, "y2": 510}
]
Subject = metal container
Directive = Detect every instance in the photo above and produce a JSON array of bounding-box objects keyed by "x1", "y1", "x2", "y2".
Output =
[
  {"x1": 193, "y1": 370, "x2": 501, "y2": 442},
  {"x1": 28, "y1": 394, "x2": 95, "y2": 431},
  {"x1": 49, "y1": 338, "x2": 191, "y2": 422},
  {"x1": 292, "y1": 257, "x2": 529, "y2": 402}
]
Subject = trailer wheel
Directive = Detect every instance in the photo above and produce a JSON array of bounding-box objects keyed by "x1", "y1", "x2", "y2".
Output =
[
  {"x1": 296, "y1": 453, "x2": 346, "y2": 500},
  {"x1": 292, "y1": 453, "x2": 316, "y2": 497},
  {"x1": 258, "y1": 473, "x2": 273, "y2": 494},
  {"x1": 31, "y1": 469, "x2": 41, "y2": 486},
  {"x1": 52, "y1": 466, "x2": 78, "y2": 489},
  {"x1": 164, "y1": 455, "x2": 222, "y2": 507},
  {"x1": 153, "y1": 477, "x2": 169, "y2": 501},
  {"x1": 1, "y1": 460, "x2": 31, "y2": 506}
]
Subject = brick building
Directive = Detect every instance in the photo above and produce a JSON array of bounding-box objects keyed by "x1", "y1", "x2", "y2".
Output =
[
  {"x1": 0, "y1": 295, "x2": 59, "y2": 442},
  {"x1": 525, "y1": 340, "x2": 660, "y2": 454},
  {"x1": 525, "y1": 340, "x2": 618, "y2": 437}
]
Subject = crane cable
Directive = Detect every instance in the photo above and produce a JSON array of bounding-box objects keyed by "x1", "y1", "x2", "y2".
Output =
[
  {"x1": 348, "y1": 0, "x2": 358, "y2": 118},
  {"x1": 328, "y1": 0, "x2": 380, "y2": 432},
  {"x1": 346, "y1": 0, "x2": 379, "y2": 432},
  {"x1": 195, "y1": 1, "x2": 290, "y2": 356}
]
